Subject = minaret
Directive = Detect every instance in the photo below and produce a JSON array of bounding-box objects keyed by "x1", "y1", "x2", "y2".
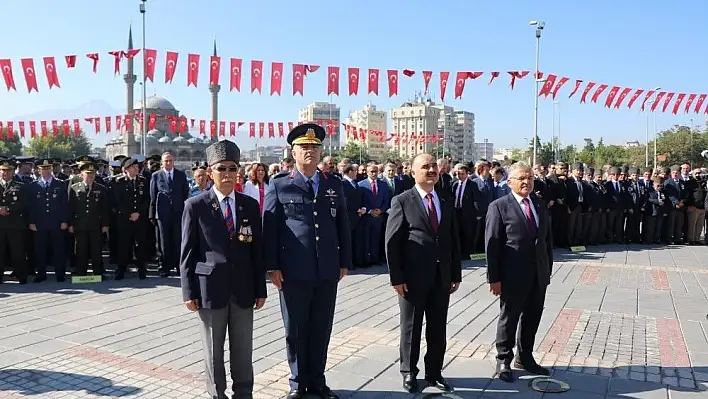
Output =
[
  {"x1": 124, "y1": 26, "x2": 137, "y2": 145},
  {"x1": 209, "y1": 39, "x2": 221, "y2": 125}
]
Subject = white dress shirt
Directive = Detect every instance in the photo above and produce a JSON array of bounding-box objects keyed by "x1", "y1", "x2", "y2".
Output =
[
  {"x1": 213, "y1": 186, "x2": 237, "y2": 220},
  {"x1": 414, "y1": 185, "x2": 441, "y2": 224},
  {"x1": 511, "y1": 191, "x2": 539, "y2": 227}
]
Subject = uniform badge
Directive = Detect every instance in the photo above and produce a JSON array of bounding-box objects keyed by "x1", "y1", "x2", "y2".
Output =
[
  {"x1": 211, "y1": 202, "x2": 220, "y2": 211},
  {"x1": 325, "y1": 188, "x2": 337, "y2": 199},
  {"x1": 331, "y1": 207, "x2": 337, "y2": 217}
]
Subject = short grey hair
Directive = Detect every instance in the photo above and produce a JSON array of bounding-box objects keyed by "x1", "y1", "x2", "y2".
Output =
[{"x1": 507, "y1": 163, "x2": 532, "y2": 180}]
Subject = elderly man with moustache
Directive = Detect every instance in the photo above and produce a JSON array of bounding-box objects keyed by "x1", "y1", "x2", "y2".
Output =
[
  {"x1": 180, "y1": 140, "x2": 267, "y2": 399},
  {"x1": 485, "y1": 163, "x2": 553, "y2": 382}
]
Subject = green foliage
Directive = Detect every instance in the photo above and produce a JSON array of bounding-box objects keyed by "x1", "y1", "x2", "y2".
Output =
[
  {"x1": 0, "y1": 129, "x2": 23, "y2": 156},
  {"x1": 26, "y1": 130, "x2": 92, "y2": 160},
  {"x1": 332, "y1": 141, "x2": 369, "y2": 164}
]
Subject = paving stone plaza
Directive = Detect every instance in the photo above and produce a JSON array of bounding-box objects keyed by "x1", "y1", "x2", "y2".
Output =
[{"x1": 1, "y1": 244, "x2": 708, "y2": 398}]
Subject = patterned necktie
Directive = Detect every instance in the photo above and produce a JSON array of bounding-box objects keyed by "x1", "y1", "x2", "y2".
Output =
[
  {"x1": 426, "y1": 193, "x2": 439, "y2": 233},
  {"x1": 223, "y1": 197, "x2": 235, "y2": 236},
  {"x1": 522, "y1": 197, "x2": 537, "y2": 236},
  {"x1": 371, "y1": 180, "x2": 377, "y2": 196}
]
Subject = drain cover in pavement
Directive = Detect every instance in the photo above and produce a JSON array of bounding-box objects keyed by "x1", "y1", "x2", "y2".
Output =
[{"x1": 530, "y1": 377, "x2": 570, "y2": 393}]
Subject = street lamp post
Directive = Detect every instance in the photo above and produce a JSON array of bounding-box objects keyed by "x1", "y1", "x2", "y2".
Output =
[
  {"x1": 530, "y1": 20, "x2": 545, "y2": 166},
  {"x1": 139, "y1": 0, "x2": 147, "y2": 156},
  {"x1": 690, "y1": 118, "x2": 694, "y2": 168}
]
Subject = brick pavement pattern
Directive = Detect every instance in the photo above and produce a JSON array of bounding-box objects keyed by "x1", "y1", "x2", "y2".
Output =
[{"x1": 1, "y1": 244, "x2": 708, "y2": 398}]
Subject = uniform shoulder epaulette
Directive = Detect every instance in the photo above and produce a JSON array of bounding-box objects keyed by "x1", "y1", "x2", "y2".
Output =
[
  {"x1": 70, "y1": 181, "x2": 83, "y2": 190},
  {"x1": 116, "y1": 175, "x2": 128, "y2": 182}
]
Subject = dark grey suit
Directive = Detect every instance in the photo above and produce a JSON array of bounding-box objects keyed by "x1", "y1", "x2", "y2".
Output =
[
  {"x1": 180, "y1": 189, "x2": 267, "y2": 398},
  {"x1": 485, "y1": 193, "x2": 553, "y2": 364}
]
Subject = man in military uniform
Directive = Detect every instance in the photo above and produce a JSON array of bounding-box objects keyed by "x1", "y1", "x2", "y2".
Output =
[
  {"x1": 263, "y1": 124, "x2": 351, "y2": 399},
  {"x1": 0, "y1": 158, "x2": 29, "y2": 284},
  {"x1": 112, "y1": 156, "x2": 150, "y2": 280},
  {"x1": 27, "y1": 158, "x2": 69, "y2": 282},
  {"x1": 68, "y1": 159, "x2": 110, "y2": 277}
]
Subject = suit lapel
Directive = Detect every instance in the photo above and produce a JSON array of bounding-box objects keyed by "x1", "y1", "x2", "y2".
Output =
[
  {"x1": 206, "y1": 190, "x2": 229, "y2": 237},
  {"x1": 410, "y1": 189, "x2": 435, "y2": 235}
]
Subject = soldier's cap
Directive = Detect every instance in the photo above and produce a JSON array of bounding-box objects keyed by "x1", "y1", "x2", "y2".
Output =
[
  {"x1": 148, "y1": 154, "x2": 161, "y2": 162},
  {"x1": 75, "y1": 155, "x2": 95, "y2": 164},
  {"x1": 79, "y1": 162, "x2": 97, "y2": 173},
  {"x1": 35, "y1": 158, "x2": 53, "y2": 168},
  {"x1": 109, "y1": 161, "x2": 122, "y2": 168},
  {"x1": 121, "y1": 157, "x2": 139, "y2": 169},
  {"x1": 287, "y1": 123, "x2": 325, "y2": 146},
  {"x1": 206, "y1": 139, "x2": 241, "y2": 166},
  {"x1": 0, "y1": 158, "x2": 16, "y2": 170},
  {"x1": 620, "y1": 166, "x2": 629, "y2": 174},
  {"x1": 13, "y1": 156, "x2": 35, "y2": 165},
  {"x1": 51, "y1": 158, "x2": 62, "y2": 166},
  {"x1": 610, "y1": 166, "x2": 620, "y2": 174},
  {"x1": 670, "y1": 165, "x2": 681, "y2": 172},
  {"x1": 572, "y1": 162, "x2": 584, "y2": 171},
  {"x1": 113, "y1": 155, "x2": 127, "y2": 161}
]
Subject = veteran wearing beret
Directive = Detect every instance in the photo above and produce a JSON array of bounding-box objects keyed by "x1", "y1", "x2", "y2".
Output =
[
  {"x1": 180, "y1": 139, "x2": 266, "y2": 399},
  {"x1": 0, "y1": 158, "x2": 29, "y2": 284},
  {"x1": 263, "y1": 124, "x2": 352, "y2": 399}
]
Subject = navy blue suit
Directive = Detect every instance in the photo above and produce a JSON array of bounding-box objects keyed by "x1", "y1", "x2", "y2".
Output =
[
  {"x1": 342, "y1": 177, "x2": 366, "y2": 268},
  {"x1": 263, "y1": 169, "x2": 351, "y2": 390},
  {"x1": 358, "y1": 178, "x2": 389, "y2": 263},
  {"x1": 150, "y1": 168, "x2": 189, "y2": 273},
  {"x1": 27, "y1": 178, "x2": 69, "y2": 280}
]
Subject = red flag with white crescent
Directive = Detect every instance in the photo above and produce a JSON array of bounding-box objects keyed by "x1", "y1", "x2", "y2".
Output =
[
  {"x1": 0, "y1": 59, "x2": 16, "y2": 91},
  {"x1": 348, "y1": 67, "x2": 359, "y2": 96},
  {"x1": 454, "y1": 71, "x2": 467, "y2": 99},
  {"x1": 186, "y1": 53, "x2": 200, "y2": 87},
  {"x1": 209, "y1": 55, "x2": 221, "y2": 86},
  {"x1": 5, "y1": 121, "x2": 12, "y2": 138},
  {"x1": 105, "y1": 116, "x2": 112, "y2": 133},
  {"x1": 439, "y1": 71, "x2": 449, "y2": 101},
  {"x1": 567, "y1": 79, "x2": 582, "y2": 98},
  {"x1": 219, "y1": 121, "x2": 226, "y2": 136},
  {"x1": 672, "y1": 93, "x2": 686, "y2": 115},
  {"x1": 694, "y1": 94, "x2": 707, "y2": 113},
  {"x1": 108, "y1": 51, "x2": 122, "y2": 75},
  {"x1": 288, "y1": 122, "x2": 294, "y2": 132},
  {"x1": 637, "y1": 90, "x2": 653, "y2": 110},
  {"x1": 143, "y1": 49, "x2": 157, "y2": 82},
  {"x1": 604, "y1": 86, "x2": 620, "y2": 108},
  {"x1": 230, "y1": 58, "x2": 242, "y2": 92},
  {"x1": 626, "y1": 89, "x2": 644, "y2": 109},
  {"x1": 20, "y1": 58, "x2": 38, "y2": 93},
  {"x1": 422, "y1": 71, "x2": 432, "y2": 94},
  {"x1": 614, "y1": 88, "x2": 632, "y2": 108},
  {"x1": 86, "y1": 53, "x2": 99, "y2": 73},
  {"x1": 268, "y1": 122, "x2": 275, "y2": 138},
  {"x1": 65, "y1": 55, "x2": 76, "y2": 68},
  {"x1": 164, "y1": 51, "x2": 178, "y2": 83},
  {"x1": 270, "y1": 62, "x2": 283, "y2": 96},
  {"x1": 538, "y1": 74, "x2": 557, "y2": 97},
  {"x1": 258, "y1": 122, "x2": 265, "y2": 138},
  {"x1": 210, "y1": 120, "x2": 217, "y2": 136},
  {"x1": 199, "y1": 119, "x2": 206, "y2": 134},
  {"x1": 251, "y1": 60, "x2": 263, "y2": 93},
  {"x1": 387, "y1": 69, "x2": 398, "y2": 97},
  {"x1": 18, "y1": 121, "x2": 25, "y2": 138},
  {"x1": 488, "y1": 71, "x2": 500, "y2": 85},
  {"x1": 292, "y1": 64, "x2": 308, "y2": 96},
  {"x1": 580, "y1": 82, "x2": 596, "y2": 103},
  {"x1": 684, "y1": 94, "x2": 697, "y2": 113},
  {"x1": 368, "y1": 68, "x2": 379, "y2": 95},
  {"x1": 278, "y1": 122, "x2": 284, "y2": 137},
  {"x1": 93, "y1": 118, "x2": 100, "y2": 134},
  {"x1": 249, "y1": 122, "x2": 256, "y2": 138},
  {"x1": 42, "y1": 57, "x2": 60, "y2": 88},
  {"x1": 590, "y1": 84, "x2": 608, "y2": 103},
  {"x1": 651, "y1": 92, "x2": 666, "y2": 112},
  {"x1": 72, "y1": 119, "x2": 80, "y2": 135},
  {"x1": 229, "y1": 122, "x2": 236, "y2": 136},
  {"x1": 148, "y1": 114, "x2": 156, "y2": 130},
  {"x1": 180, "y1": 117, "x2": 187, "y2": 133},
  {"x1": 550, "y1": 77, "x2": 569, "y2": 99},
  {"x1": 661, "y1": 92, "x2": 674, "y2": 113},
  {"x1": 327, "y1": 66, "x2": 339, "y2": 95},
  {"x1": 29, "y1": 121, "x2": 36, "y2": 136}
]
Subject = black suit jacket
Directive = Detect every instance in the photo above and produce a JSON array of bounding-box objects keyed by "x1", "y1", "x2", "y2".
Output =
[
  {"x1": 342, "y1": 178, "x2": 364, "y2": 230},
  {"x1": 385, "y1": 188, "x2": 462, "y2": 304},
  {"x1": 180, "y1": 189, "x2": 267, "y2": 310},
  {"x1": 485, "y1": 193, "x2": 553, "y2": 306},
  {"x1": 451, "y1": 178, "x2": 477, "y2": 221},
  {"x1": 435, "y1": 173, "x2": 453, "y2": 200},
  {"x1": 149, "y1": 168, "x2": 189, "y2": 220}
]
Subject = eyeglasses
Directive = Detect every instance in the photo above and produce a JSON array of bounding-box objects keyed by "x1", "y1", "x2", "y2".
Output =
[{"x1": 214, "y1": 166, "x2": 239, "y2": 173}]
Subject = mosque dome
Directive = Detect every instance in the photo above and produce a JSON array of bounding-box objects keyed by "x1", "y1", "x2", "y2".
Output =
[
  {"x1": 173, "y1": 136, "x2": 186, "y2": 143},
  {"x1": 158, "y1": 136, "x2": 171, "y2": 143},
  {"x1": 135, "y1": 95, "x2": 177, "y2": 111},
  {"x1": 187, "y1": 137, "x2": 201, "y2": 144}
]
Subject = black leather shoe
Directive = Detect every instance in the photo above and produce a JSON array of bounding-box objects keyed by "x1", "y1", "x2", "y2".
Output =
[
  {"x1": 286, "y1": 388, "x2": 306, "y2": 399},
  {"x1": 514, "y1": 357, "x2": 550, "y2": 376},
  {"x1": 402, "y1": 374, "x2": 418, "y2": 393},
  {"x1": 33, "y1": 276, "x2": 46, "y2": 283},
  {"x1": 495, "y1": 363, "x2": 514, "y2": 382},
  {"x1": 426, "y1": 376, "x2": 452, "y2": 392},
  {"x1": 308, "y1": 385, "x2": 338, "y2": 399},
  {"x1": 138, "y1": 269, "x2": 147, "y2": 280}
]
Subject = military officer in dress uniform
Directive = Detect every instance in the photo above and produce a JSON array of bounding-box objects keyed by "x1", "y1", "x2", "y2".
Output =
[
  {"x1": 0, "y1": 158, "x2": 29, "y2": 284},
  {"x1": 68, "y1": 160, "x2": 110, "y2": 277},
  {"x1": 112, "y1": 156, "x2": 150, "y2": 280},
  {"x1": 27, "y1": 158, "x2": 69, "y2": 282},
  {"x1": 263, "y1": 124, "x2": 352, "y2": 399}
]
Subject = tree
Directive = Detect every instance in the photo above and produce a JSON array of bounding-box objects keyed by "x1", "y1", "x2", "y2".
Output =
[
  {"x1": 332, "y1": 141, "x2": 369, "y2": 164},
  {"x1": 26, "y1": 130, "x2": 92, "y2": 160},
  {"x1": 578, "y1": 139, "x2": 595, "y2": 166},
  {"x1": 0, "y1": 129, "x2": 23, "y2": 156},
  {"x1": 653, "y1": 125, "x2": 708, "y2": 167}
]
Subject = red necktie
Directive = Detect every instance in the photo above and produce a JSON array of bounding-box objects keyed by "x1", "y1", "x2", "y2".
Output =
[
  {"x1": 426, "y1": 193, "x2": 439, "y2": 233},
  {"x1": 371, "y1": 180, "x2": 377, "y2": 196},
  {"x1": 522, "y1": 197, "x2": 537, "y2": 236}
]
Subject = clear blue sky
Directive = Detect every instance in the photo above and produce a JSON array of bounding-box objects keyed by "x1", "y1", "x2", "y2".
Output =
[{"x1": 0, "y1": 0, "x2": 705, "y2": 151}]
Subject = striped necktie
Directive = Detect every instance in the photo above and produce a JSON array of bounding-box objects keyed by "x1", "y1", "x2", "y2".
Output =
[{"x1": 223, "y1": 197, "x2": 235, "y2": 235}]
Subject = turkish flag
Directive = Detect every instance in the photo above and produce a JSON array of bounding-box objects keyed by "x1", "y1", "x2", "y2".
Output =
[
  {"x1": 165, "y1": 51, "x2": 179, "y2": 83},
  {"x1": 108, "y1": 51, "x2": 122, "y2": 75},
  {"x1": 73, "y1": 119, "x2": 80, "y2": 135},
  {"x1": 327, "y1": 66, "x2": 339, "y2": 95},
  {"x1": 614, "y1": 88, "x2": 632, "y2": 108},
  {"x1": 29, "y1": 121, "x2": 36, "y2": 136},
  {"x1": 672, "y1": 93, "x2": 686, "y2": 115},
  {"x1": 270, "y1": 62, "x2": 283, "y2": 95},
  {"x1": 580, "y1": 82, "x2": 596, "y2": 103},
  {"x1": 568, "y1": 79, "x2": 582, "y2": 98},
  {"x1": 93, "y1": 118, "x2": 101, "y2": 133},
  {"x1": 199, "y1": 119, "x2": 206, "y2": 134},
  {"x1": 219, "y1": 121, "x2": 226, "y2": 136},
  {"x1": 105, "y1": 116, "x2": 112, "y2": 133},
  {"x1": 18, "y1": 121, "x2": 25, "y2": 138},
  {"x1": 422, "y1": 71, "x2": 432, "y2": 95},
  {"x1": 590, "y1": 84, "x2": 608, "y2": 103},
  {"x1": 538, "y1": 74, "x2": 557, "y2": 97},
  {"x1": 258, "y1": 122, "x2": 265, "y2": 138},
  {"x1": 288, "y1": 122, "x2": 294, "y2": 132},
  {"x1": 440, "y1": 71, "x2": 450, "y2": 101},
  {"x1": 368, "y1": 68, "x2": 379, "y2": 95},
  {"x1": 249, "y1": 122, "x2": 256, "y2": 137},
  {"x1": 61, "y1": 120, "x2": 68, "y2": 136},
  {"x1": 144, "y1": 49, "x2": 157, "y2": 82},
  {"x1": 42, "y1": 56, "x2": 60, "y2": 88},
  {"x1": 20, "y1": 58, "x2": 38, "y2": 93},
  {"x1": 209, "y1": 55, "x2": 221, "y2": 86},
  {"x1": 550, "y1": 77, "x2": 569, "y2": 99},
  {"x1": 695, "y1": 94, "x2": 708, "y2": 113},
  {"x1": 387, "y1": 70, "x2": 398, "y2": 97},
  {"x1": 661, "y1": 92, "x2": 675, "y2": 113},
  {"x1": 229, "y1": 121, "x2": 236, "y2": 136},
  {"x1": 684, "y1": 94, "x2": 697, "y2": 114},
  {"x1": 180, "y1": 117, "x2": 188, "y2": 133},
  {"x1": 292, "y1": 64, "x2": 308, "y2": 96},
  {"x1": 268, "y1": 122, "x2": 275, "y2": 138},
  {"x1": 115, "y1": 115, "x2": 122, "y2": 130},
  {"x1": 86, "y1": 53, "x2": 99, "y2": 73},
  {"x1": 604, "y1": 86, "x2": 620, "y2": 108},
  {"x1": 508, "y1": 71, "x2": 529, "y2": 90},
  {"x1": 0, "y1": 59, "x2": 16, "y2": 91},
  {"x1": 65, "y1": 55, "x2": 76, "y2": 68},
  {"x1": 124, "y1": 115, "x2": 133, "y2": 131},
  {"x1": 230, "y1": 58, "x2": 242, "y2": 92},
  {"x1": 187, "y1": 53, "x2": 200, "y2": 87},
  {"x1": 348, "y1": 67, "x2": 359, "y2": 95},
  {"x1": 190, "y1": 118, "x2": 195, "y2": 128},
  {"x1": 651, "y1": 92, "x2": 666, "y2": 112},
  {"x1": 210, "y1": 120, "x2": 217, "y2": 136},
  {"x1": 278, "y1": 122, "x2": 284, "y2": 137},
  {"x1": 170, "y1": 118, "x2": 177, "y2": 132},
  {"x1": 635, "y1": 90, "x2": 651, "y2": 110},
  {"x1": 5, "y1": 122, "x2": 12, "y2": 138},
  {"x1": 40, "y1": 121, "x2": 48, "y2": 136},
  {"x1": 148, "y1": 114, "x2": 156, "y2": 130},
  {"x1": 251, "y1": 60, "x2": 263, "y2": 93}
]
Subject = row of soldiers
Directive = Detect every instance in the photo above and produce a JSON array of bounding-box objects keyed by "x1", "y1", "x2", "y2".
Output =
[
  {"x1": 534, "y1": 162, "x2": 705, "y2": 248},
  {"x1": 0, "y1": 154, "x2": 162, "y2": 284}
]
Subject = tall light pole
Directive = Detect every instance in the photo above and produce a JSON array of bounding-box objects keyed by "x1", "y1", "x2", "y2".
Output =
[
  {"x1": 645, "y1": 87, "x2": 660, "y2": 168},
  {"x1": 530, "y1": 20, "x2": 545, "y2": 166},
  {"x1": 139, "y1": 0, "x2": 147, "y2": 156}
]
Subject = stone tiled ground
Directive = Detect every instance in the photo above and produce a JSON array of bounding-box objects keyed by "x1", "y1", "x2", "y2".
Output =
[{"x1": 1, "y1": 243, "x2": 708, "y2": 398}]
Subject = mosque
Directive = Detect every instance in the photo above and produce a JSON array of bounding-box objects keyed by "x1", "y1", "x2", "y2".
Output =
[{"x1": 104, "y1": 28, "x2": 218, "y2": 164}]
